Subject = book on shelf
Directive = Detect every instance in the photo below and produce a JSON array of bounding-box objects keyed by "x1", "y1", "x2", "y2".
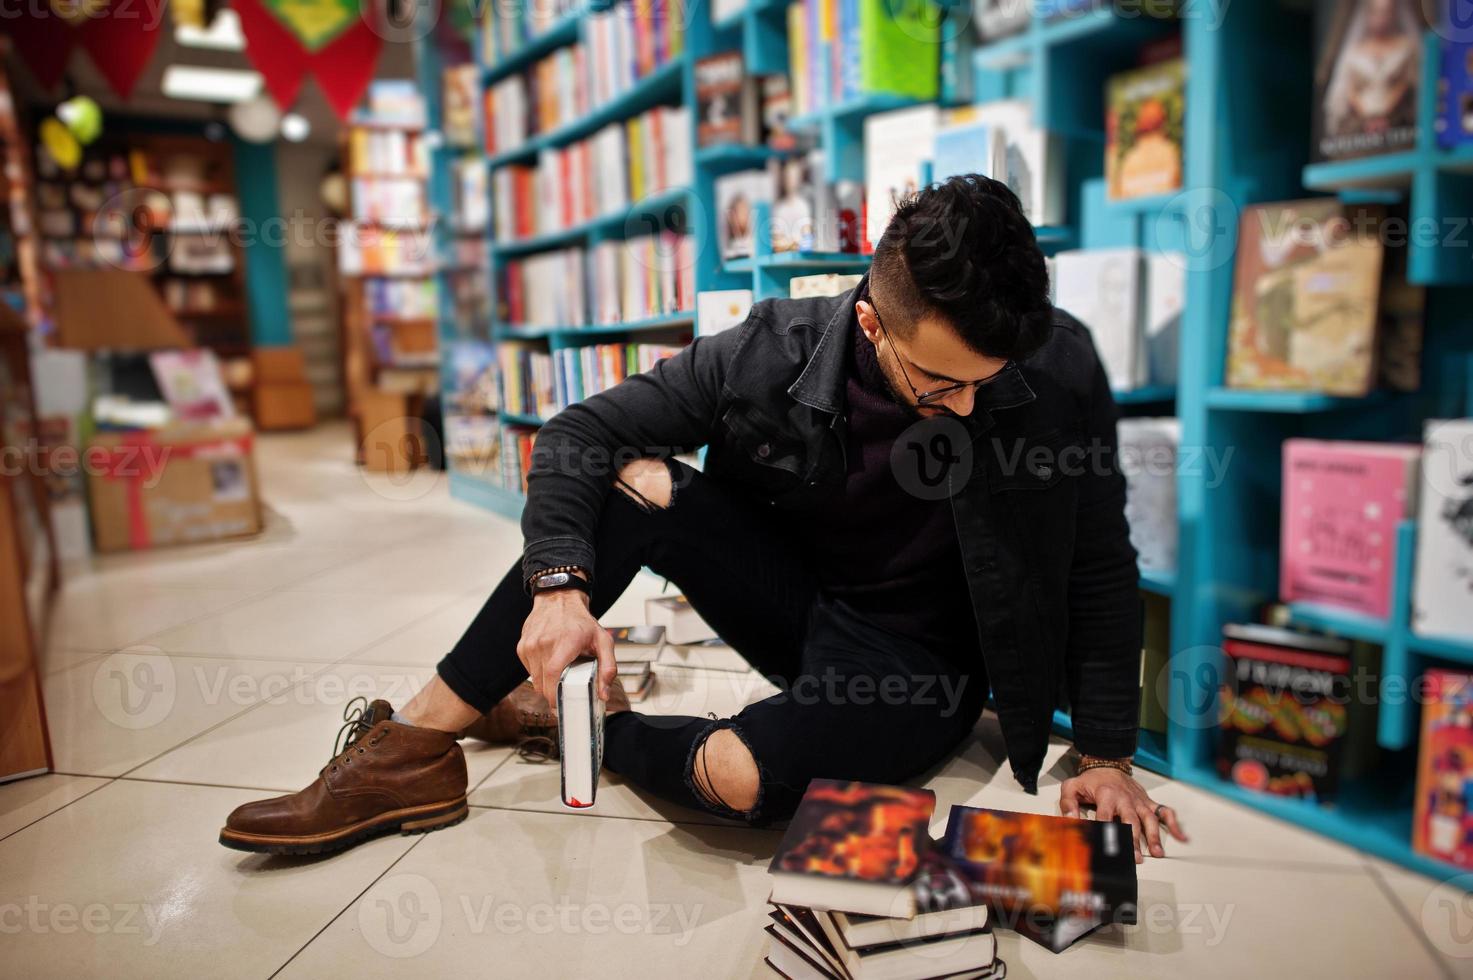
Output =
[
  {"x1": 1412, "y1": 419, "x2": 1473, "y2": 640},
  {"x1": 1311, "y1": 0, "x2": 1425, "y2": 163},
  {"x1": 148, "y1": 349, "x2": 235, "y2": 421},
  {"x1": 454, "y1": 157, "x2": 490, "y2": 231},
  {"x1": 716, "y1": 169, "x2": 772, "y2": 259},
  {"x1": 1215, "y1": 622, "x2": 1354, "y2": 802},
  {"x1": 769, "y1": 780, "x2": 936, "y2": 918},
  {"x1": 763, "y1": 74, "x2": 801, "y2": 152},
  {"x1": 589, "y1": 233, "x2": 694, "y2": 324},
  {"x1": 1105, "y1": 56, "x2": 1185, "y2": 201},
  {"x1": 337, "y1": 226, "x2": 436, "y2": 277},
  {"x1": 1224, "y1": 199, "x2": 1386, "y2": 396},
  {"x1": 1280, "y1": 439, "x2": 1421, "y2": 620},
  {"x1": 351, "y1": 176, "x2": 427, "y2": 227},
  {"x1": 442, "y1": 64, "x2": 480, "y2": 149},
  {"x1": 1119, "y1": 417, "x2": 1180, "y2": 574},
  {"x1": 557, "y1": 658, "x2": 605, "y2": 808},
  {"x1": 1052, "y1": 247, "x2": 1178, "y2": 392},
  {"x1": 1139, "y1": 592, "x2": 1171, "y2": 735},
  {"x1": 499, "y1": 341, "x2": 560, "y2": 418},
  {"x1": 787, "y1": 0, "x2": 940, "y2": 120},
  {"x1": 939, "y1": 100, "x2": 1066, "y2": 226},
  {"x1": 697, "y1": 289, "x2": 753, "y2": 336},
  {"x1": 364, "y1": 277, "x2": 438, "y2": 319},
  {"x1": 348, "y1": 126, "x2": 426, "y2": 177},
  {"x1": 790, "y1": 273, "x2": 863, "y2": 299},
  {"x1": 500, "y1": 424, "x2": 540, "y2": 493},
  {"x1": 492, "y1": 106, "x2": 691, "y2": 242},
  {"x1": 446, "y1": 340, "x2": 499, "y2": 416},
  {"x1": 481, "y1": 0, "x2": 578, "y2": 63},
  {"x1": 771, "y1": 151, "x2": 845, "y2": 253},
  {"x1": 974, "y1": 0, "x2": 1030, "y2": 42},
  {"x1": 501, "y1": 246, "x2": 588, "y2": 327},
  {"x1": 644, "y1": 593, "x2": 718, "y2": 645},
  {"x1": 864, "y1": 105, "x2": 940, "y2": 250},
  {"x1": 1413, "y1": 670, "x2": 1473, "y2": 867},
  {"x1": 696, "y1": 51, "x2": 761, "y2": 146},
  {"x1": 365, "y1": 79, "x2": 426, "y2": 127},
  {"x1": 552, "y1": 341, "x2": 685, "y2": 409},
  {"x1": 1436, "y1": 33, "x2": 1473, "y2": 148}
]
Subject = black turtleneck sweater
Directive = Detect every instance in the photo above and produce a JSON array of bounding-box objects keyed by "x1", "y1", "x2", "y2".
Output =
[{"x1": 789, "y1": 320, "x2": 982, "y2": 660}]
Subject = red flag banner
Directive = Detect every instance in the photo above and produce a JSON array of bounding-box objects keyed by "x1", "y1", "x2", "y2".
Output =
[
  {"x1": 3, "y1": 0, "x2": 166, "y2": 99},
  {"x1": 233, "y1": 0, "x2": 384, "y2": 120}
]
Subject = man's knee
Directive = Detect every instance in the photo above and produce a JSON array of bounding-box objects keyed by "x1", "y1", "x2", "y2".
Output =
[
  {"x1": 614, "y1": 457, "x2": 673, "y2": 511},
  {"x1": 690, "y1": 726, "x2": 760, "y2": 815}
]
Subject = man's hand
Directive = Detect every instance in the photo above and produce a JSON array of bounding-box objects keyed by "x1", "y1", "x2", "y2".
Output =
[
  {"x1": 516, "y1": 587, "x2": 616, "y2": 706},
  {"x1": 1059, "y1": 767, "x2": 1188, "y2": 863}
]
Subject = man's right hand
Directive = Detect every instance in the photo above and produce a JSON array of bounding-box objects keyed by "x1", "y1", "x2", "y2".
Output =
[{"x1": 516, "y1": 586, "x2": 617, "y2": 707}]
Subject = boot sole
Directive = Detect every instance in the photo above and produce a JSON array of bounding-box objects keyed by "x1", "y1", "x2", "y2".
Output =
[{"x1": 218, "y1": 797, "x2": 469, "y2": 856}]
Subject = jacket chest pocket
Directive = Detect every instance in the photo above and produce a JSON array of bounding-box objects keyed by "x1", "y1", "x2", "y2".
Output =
[
  {"x1": 720, "y1": 404, "x2": 807, "y2": 493},
  {"x1": 985, "y1": 428, "x2": 1083, "y2": 494}
]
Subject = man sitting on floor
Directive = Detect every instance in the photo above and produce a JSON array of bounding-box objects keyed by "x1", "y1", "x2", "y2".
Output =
[{"x1": 218, "y1": 175, "x2": 1188, "y2": 863}]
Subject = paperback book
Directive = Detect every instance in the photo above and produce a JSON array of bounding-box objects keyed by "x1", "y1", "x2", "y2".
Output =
[
  {"x1": 1216, "y1": 623, "x2": 1353, "y2": 801},
  {"x1": 1105, "y1": 57, "x2": 1185, "y2": 201},
  {"x1": 864, "y1": 105, "x2": 940, "y2": 250},
  {"x1": 1412, "y1": 419, "x2": 1473, "y2": 639},
  {"x1": 1280, "y1": 439, "x2": 1421, "y2": 619},
  {"x1": 1414, "y1": 670, "x2": 1473, "y2": 867},
  {"x1": 696, "y1": 51, "x2": 761, "y2": 146},
  {"x1": 1225, "y1": 199, "x2": 1385, "y2": 396},
  {"x1": 938, "y1": 806, "x2": 1137, "y2": 953},
  {"x1": 1311, "y1": 0, "x2": 1425, "y2": 162},
  {"x1": 557, "y1": 658, "x2": 605, "y2": 808},
  {"x1": 1118, "y1": 417, "x2": 1180, "y2": 573}
]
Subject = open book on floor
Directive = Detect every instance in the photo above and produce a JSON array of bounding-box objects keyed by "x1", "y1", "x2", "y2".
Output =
[{"x1": 557, "y1": 658, "x2": 605, "y2": 809}]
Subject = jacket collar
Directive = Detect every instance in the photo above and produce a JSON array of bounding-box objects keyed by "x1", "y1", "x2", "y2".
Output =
[{"x1": 786, "y1": 271, "x2": 1039, "y2": 418}]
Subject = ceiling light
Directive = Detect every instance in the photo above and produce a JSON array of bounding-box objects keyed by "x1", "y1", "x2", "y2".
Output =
[
  {"x1": 281, "y1": 114, "x2": 311, "y2": 142},
  {"x1": 161, "y1": 65, "x2": 263, "y2": 104},
  {"x1": 175, "y1": 9, "x2": 245, "y2": 50}
]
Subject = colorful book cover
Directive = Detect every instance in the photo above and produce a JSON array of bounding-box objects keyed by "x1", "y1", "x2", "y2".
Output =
[
  {"x1": 695, "y1": 52, "x2": 756, "y2": 146},
  {"x1": 1216, "y1": 624, "x2": 1353, "y2": 802},
  {"x1": 1104, "y1": 57, "x2": 1184, "y2": 201},
  {"x1": 1437, "y1": 39, "x2": 1473, "y2": 148},
  {"x1": 1412, "y1": 419, "x2": 1473, "y2": 639},
  {"x1": 1311, "y1": 0, "x2": 1426, "y2": 162},
  {"x1": 1414, "y1": 670, "x2": 1473, "y2": 867},
  {"x1": 858, "y1": 0, "x2": 940, "y2": 101},
  {"x1": 769, "y1": 780, "x2": 935, "y2": 887},
  {"x1": 863, "y1": 104, "x2": 939, "y2": 248},
  {"x1": 1225, "y1": 199, "x2": 1385, "y2": 395},
  {"x1": 939, "y1": 806, "x2": 1137, "y2": 952},
  {"x1": 1280, "y1": 439, "x2": 1421, "y2": 619}
]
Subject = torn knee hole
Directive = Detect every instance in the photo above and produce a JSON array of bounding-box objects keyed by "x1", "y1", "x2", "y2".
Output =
[
  {"x1": 690, "y1": 727, "x2": 760, "y2": 815},
  {"x1": 614, "y1": 458, "x2": 674, "y2": 512}
]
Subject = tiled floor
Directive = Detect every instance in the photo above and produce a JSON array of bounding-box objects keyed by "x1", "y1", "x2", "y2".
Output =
[{"x1": 4, "y1": 424, "x2": 1471, "y2": 979}]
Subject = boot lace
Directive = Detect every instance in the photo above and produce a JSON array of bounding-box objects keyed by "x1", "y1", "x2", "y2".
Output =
[{"x1": 331, "y1": 696, "x2": 378, "y2": 765}]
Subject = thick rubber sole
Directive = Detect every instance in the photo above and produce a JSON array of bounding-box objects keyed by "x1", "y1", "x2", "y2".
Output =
[{"x1": 218, "y1": 798, "x2": 469, "y2": 856}]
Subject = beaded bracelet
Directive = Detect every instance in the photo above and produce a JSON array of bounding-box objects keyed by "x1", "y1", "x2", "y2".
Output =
[{"x1": 1076, "y1": 755, "x2": 1134, "y2": 777}]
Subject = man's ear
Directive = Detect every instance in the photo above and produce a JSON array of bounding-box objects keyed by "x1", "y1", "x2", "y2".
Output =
[{"x1": 855, "y1": 302, "x2": 881, "y2": 343}]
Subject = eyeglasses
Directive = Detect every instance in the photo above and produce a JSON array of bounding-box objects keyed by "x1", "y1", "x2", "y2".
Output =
[{"x1": 865, "y1": 294, "x2": 1014, "y2": 407}]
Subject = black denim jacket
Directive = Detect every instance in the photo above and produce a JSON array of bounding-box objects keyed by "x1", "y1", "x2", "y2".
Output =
[{"x1": 522, "y1": 278, "x2": 1143, "y2": 792}]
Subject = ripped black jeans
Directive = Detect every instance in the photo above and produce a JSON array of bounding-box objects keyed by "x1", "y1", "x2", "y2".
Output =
[{"x1": 436, "y1": 458, "x2": 990, "y2": 822}]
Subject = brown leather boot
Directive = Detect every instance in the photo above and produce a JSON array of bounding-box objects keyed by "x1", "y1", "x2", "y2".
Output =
[
  {"x1": 219, "y1": 697, "x2": 468, "y2": 856},
  {"x1": 459, "y1": 679, "x2": 631, "y2": 759}
]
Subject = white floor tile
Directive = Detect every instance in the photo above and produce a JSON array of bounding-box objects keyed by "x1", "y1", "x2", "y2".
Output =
[
  {"x1": 0, "y1": 779, "x2": 419, "y2": 979},
  {"x1": 130, "y1": 660, "x2": 512, "y2": 793},
  {"x1": 0, "y1": 773, "x2": 110, "y2": 840},
  {"x1": 274, "y1": 807, "x2": 776, "y2": 979}
]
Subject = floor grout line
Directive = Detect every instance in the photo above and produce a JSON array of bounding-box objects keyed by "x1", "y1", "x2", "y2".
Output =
[
  {"x1": 1364, "y1": 860, "x2": 1456, "y2": 979},
  {"x1": 0, "y1": 775, "x2": 120, "y2": 845}
]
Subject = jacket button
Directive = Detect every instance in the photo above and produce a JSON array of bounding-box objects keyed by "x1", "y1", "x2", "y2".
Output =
[{"x1": 756, "y1": 443, "x2": 771, "y2": 459}]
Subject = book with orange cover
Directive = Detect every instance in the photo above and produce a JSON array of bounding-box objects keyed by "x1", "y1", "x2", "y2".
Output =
[{"x1": 769, "y1": 780, "x2": 936, "y2": 918}]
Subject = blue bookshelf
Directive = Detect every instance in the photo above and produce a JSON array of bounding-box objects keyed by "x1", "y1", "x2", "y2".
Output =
[{"x1": 433, "y1": 0, "x2": 1473, "y2": 883}]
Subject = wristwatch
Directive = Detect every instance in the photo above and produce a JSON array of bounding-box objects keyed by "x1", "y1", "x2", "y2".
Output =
[{"x1": 527, "y1": 565, "x2": 592, "y2": 598}]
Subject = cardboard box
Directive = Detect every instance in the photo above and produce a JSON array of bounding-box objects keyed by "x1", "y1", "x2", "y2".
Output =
[
  {"x1": 87, "y1": 419, "x2": 262, "y2": 553},
  {"x1": 254, "y1": 382, "x2": 318, "y2": 431},
  {"x1": 356, "y1": 388, "x2": 424, "y2": 474},
  {"x1": 252, "y1": 347, "x2": 309, "y2": 384}
]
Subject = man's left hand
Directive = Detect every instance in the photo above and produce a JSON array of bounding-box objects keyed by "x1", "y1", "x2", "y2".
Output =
[{"x1": 1059, "y1": 767, "x2": 1189, "y2": 863}]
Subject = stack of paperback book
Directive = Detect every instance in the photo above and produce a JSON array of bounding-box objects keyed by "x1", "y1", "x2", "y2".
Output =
[{"x1": 764, "y1": 780, "x2": 1139, "y2": 977}]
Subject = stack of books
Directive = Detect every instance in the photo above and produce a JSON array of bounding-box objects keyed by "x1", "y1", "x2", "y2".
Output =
[
  {"x1": 588, "y1": 232, "x2": 695, "y2": 324},
  {"x1": 350, "y1": 177, "x2": 427, "y2": 227},
  {"x1": 610, "y1": 625, "x2": 666, "y2": 703},
  {"x1": 552, "y1": 342, "x2": 684, "y2": 410},
  {"x1": 491, "y1": 105, "x2": 691, "y2": 242},
  {"x1": 765, "y1": 780, "x2": 1140, "y2": 977},
  {"x1": 584, "y1": 0, "x2": 686, "y2": 105},
  {"x1": 347, "y1": 127, "x2": 426, "y2": 177}
]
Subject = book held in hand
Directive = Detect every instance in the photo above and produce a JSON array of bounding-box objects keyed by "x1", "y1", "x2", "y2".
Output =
[
  {"x1": 769, "y1": 780, "x2": 937, "y2": 918},
  {"x1": 557, "y1": 658, "x2": 606, "y2": 809}
]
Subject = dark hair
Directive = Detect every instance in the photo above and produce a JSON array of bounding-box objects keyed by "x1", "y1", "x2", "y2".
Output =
[{"x1": 869, "y1": 175, "x2": 1053, "y2": 361}]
